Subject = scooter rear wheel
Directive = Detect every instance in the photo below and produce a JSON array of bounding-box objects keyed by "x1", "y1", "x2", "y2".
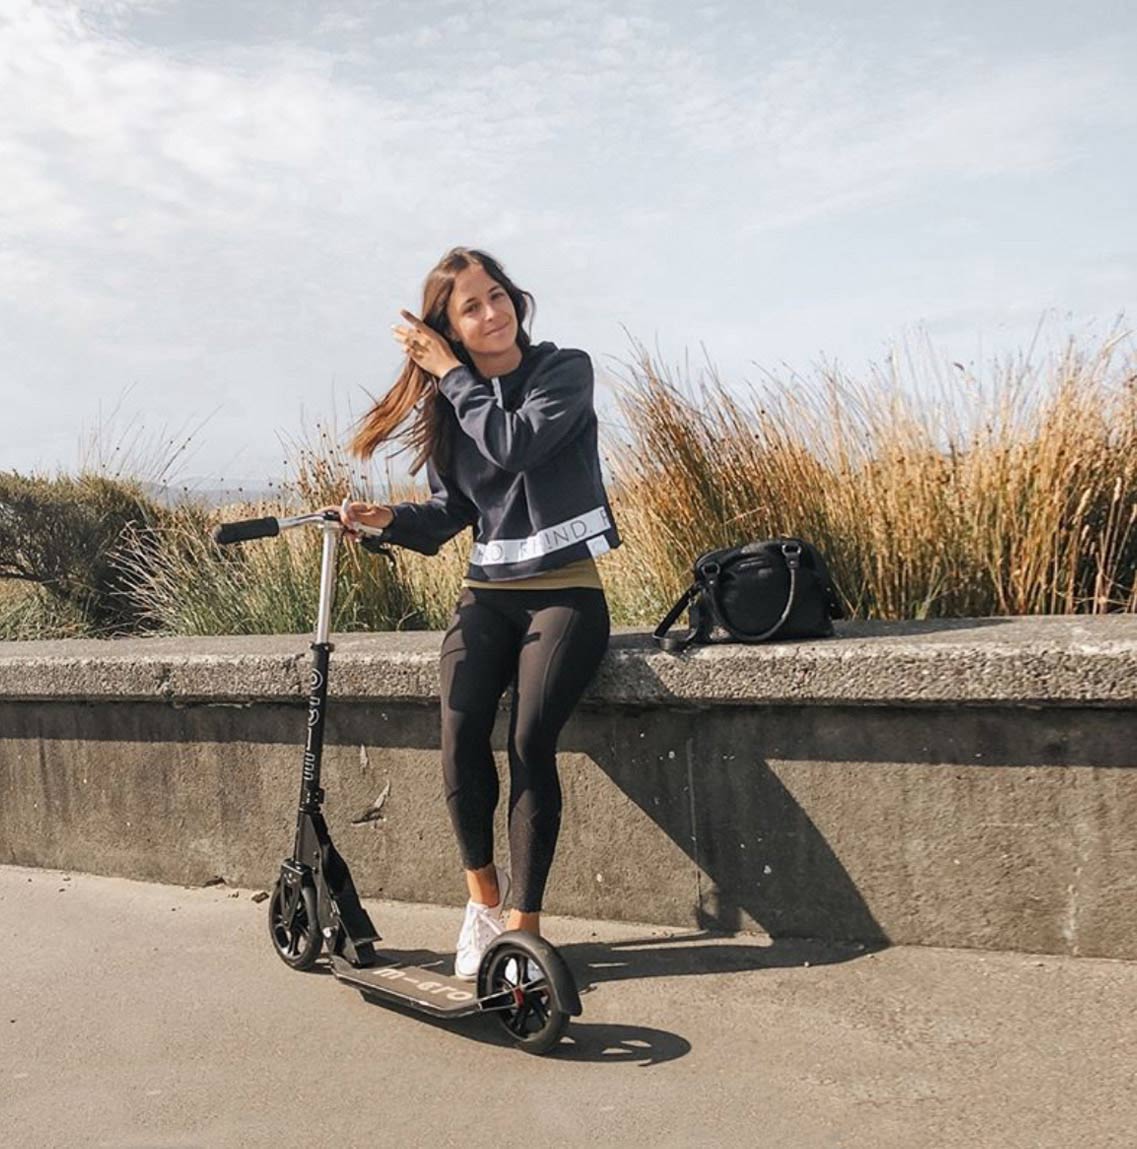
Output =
[
  {"x1": 268, "y1": 877, "x2": 322, "y2": 971},
  {"x1": 480, "y1": 937, "x2": 569, "y2": 1055}
]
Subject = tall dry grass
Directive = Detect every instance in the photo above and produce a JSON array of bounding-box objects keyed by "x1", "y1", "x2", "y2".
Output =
[
  {"x1": 7, "y1": 328, "x2": 1134, "y2": 639},
  {"x1": 603, "y1": 328, "x2": 1137, "y2": 620},
  {"x1": 285, "y1": 418, "x2": 473, "y2": 627}
]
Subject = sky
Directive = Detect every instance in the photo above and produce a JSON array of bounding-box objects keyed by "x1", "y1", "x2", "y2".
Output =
[{"x1": 2, "y1": 0, "x2": 1135, "y2": 490}]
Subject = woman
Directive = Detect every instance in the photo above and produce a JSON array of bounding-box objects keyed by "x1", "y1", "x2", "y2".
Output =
[{"x1": 337, "y1": 247, "x2": 620, "y2": 980}]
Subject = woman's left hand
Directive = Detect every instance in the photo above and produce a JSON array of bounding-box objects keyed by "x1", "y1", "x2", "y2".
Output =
[{"x1": 393, "y1": 310, "x2": 462, "y2": 379}]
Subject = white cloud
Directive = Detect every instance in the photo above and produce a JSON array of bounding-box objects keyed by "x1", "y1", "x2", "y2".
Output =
[
  {"x1": 0, "y1": 0, "x2": 1133, "y2": 477},
  {"x1": 650, "y1": 34, "x2": 1136, "y2": 234}
]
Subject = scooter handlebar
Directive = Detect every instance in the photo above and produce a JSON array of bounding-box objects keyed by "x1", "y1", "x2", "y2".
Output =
[
  {"x1": 212, "y1": 509, "x2": 385, "y2": 546},
  {"x1": 213, "y1": 516, "x2": 281, "y2": 545}
]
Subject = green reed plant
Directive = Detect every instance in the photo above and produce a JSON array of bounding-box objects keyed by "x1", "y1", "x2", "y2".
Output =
[
  {"x1": 0, "y1": 580, "x2": 90, "y2": 640},
  {"x1": 115, "y1": 500, "x2": 423, "y2": 635},
  {"x1": 116, "y1": 417, "x2": 469, "y2": 635}
]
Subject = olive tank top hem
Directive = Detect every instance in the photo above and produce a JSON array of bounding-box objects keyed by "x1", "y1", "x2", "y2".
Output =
[{"x1": 461, "y1": 555, "x2": 603, "y2": 591}]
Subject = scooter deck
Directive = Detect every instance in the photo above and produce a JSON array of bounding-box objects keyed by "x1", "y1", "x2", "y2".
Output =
[{"x1": 329, "y1": 952, "x2": 487, "y2": 1017}]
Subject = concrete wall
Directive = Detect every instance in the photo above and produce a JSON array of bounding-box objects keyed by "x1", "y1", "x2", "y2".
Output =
[{"x1": 2, "y1": 617, "x2": 1135, "y2": 958}]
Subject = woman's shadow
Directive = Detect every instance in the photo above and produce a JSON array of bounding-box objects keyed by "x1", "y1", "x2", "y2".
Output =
[{"x1": 580, "y1": 619, "x2": 1015, "y2": 942}]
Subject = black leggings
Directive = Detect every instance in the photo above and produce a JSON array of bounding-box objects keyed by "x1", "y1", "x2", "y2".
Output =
[{"x1": 439, "y1": 585, "x2": 610, "y2": 913}]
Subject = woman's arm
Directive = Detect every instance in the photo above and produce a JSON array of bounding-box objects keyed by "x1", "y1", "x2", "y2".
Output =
[
  {"x1": 361, "y1": 459, "x2": 477, "y2": 556},
  {"x1": 437, "y1": 349, "x2": 594, "y2": 473}
]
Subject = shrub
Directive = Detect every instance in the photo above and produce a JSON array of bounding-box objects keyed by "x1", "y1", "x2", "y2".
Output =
[{"x1": 0, "y1": 472, "x2": 167, "y2": 635}]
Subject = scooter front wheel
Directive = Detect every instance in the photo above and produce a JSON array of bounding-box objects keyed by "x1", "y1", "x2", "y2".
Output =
[
  {"x1": 267, "y1": 876, "x2": 322, "y2": 971},
  {"x1": 480, "y1": 936, "x2": 570, "y2": 1055}
]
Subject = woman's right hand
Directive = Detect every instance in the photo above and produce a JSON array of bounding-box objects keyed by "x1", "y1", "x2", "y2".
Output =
[{"x1": 321, "y1": 501, "x2": 394, "y2": 540}]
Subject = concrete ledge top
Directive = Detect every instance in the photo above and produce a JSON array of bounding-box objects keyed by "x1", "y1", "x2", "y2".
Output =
[{"x1": 1, "y1": 616, "x2": 1135, "y2": 707}]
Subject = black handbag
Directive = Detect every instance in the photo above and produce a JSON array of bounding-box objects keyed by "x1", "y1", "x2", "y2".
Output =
[{"x1": 653, "y1": 537, "x2": 844, "y2": 652}]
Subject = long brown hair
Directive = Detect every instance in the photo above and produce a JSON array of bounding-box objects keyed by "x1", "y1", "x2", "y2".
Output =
[{"x1": 349, "y1": 247, "x2": 535, "y2": 473}]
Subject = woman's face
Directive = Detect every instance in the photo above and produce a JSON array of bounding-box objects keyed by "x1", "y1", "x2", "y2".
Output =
[{"x1": 446, "y1": 264, "x2": 518, "y2": 356}]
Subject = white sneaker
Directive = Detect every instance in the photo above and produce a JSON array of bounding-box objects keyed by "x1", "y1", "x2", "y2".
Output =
[
  {"x1": 454, "y1": 865, "x2": 510, "y2": 981},
  {"x1": 504, "y1": 955, "x2": 543, "y2": 986}
]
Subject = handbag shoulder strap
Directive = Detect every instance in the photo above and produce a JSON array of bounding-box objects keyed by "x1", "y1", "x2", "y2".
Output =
[{"x1": 653, "y1": 584, "x2": 704, "y2": 651}]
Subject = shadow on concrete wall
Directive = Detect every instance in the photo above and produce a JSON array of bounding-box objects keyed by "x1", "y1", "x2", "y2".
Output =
[
  {"x1": 553, "y1": 621, "x2": 1132, "y2": 963},
  {"x1": 572, "y1": 714, "x2": 890, "y2": 953}
]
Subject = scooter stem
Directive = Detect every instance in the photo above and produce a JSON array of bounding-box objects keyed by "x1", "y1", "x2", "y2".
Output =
[{"x1": 314, "y1": 525, "x2": 339, "y2": 645}]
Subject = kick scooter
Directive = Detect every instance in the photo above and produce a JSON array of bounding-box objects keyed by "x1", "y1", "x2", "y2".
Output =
[{"x1": 214, "y1": 507, "x2": 581, "y2": 1055}]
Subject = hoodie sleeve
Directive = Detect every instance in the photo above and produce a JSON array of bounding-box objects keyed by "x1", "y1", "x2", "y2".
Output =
[
  {"x1": 436, "y1": 349, "x2": 593, "y2": 473},
  {"x1": 361, "y1": 458, "x2": 477, "y2": 557}
]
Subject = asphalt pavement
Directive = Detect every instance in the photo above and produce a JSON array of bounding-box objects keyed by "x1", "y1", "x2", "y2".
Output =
[{"x1": 2, "y1": 864, "x2": 1135, "y2": 1148}]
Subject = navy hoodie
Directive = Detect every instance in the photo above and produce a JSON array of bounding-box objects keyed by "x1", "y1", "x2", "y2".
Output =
[{"x1": 365, "y1": 341, "x2": 621, "y2": 581}]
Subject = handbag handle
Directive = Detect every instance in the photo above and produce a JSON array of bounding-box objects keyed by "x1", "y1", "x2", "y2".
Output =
[
  {"x1": 652, "y1": 541, "x2": 802, "y2": 651},
  {"x1": 703, "y1": 541, "x2": 802, "y2": 643}
]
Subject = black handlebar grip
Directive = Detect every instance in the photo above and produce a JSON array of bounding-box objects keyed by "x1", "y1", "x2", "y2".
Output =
[{"x1": 213, "y1": 516, "x2": 281, "y2": 545}]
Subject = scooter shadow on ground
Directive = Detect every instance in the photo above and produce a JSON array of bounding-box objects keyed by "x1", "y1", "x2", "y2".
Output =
[
  {"x1": 365, "y1": 997, "x2": 693, "y2": 1064},
  {"x1": 321, "y1": 946, "x2": 693, "y2": 1063}
]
